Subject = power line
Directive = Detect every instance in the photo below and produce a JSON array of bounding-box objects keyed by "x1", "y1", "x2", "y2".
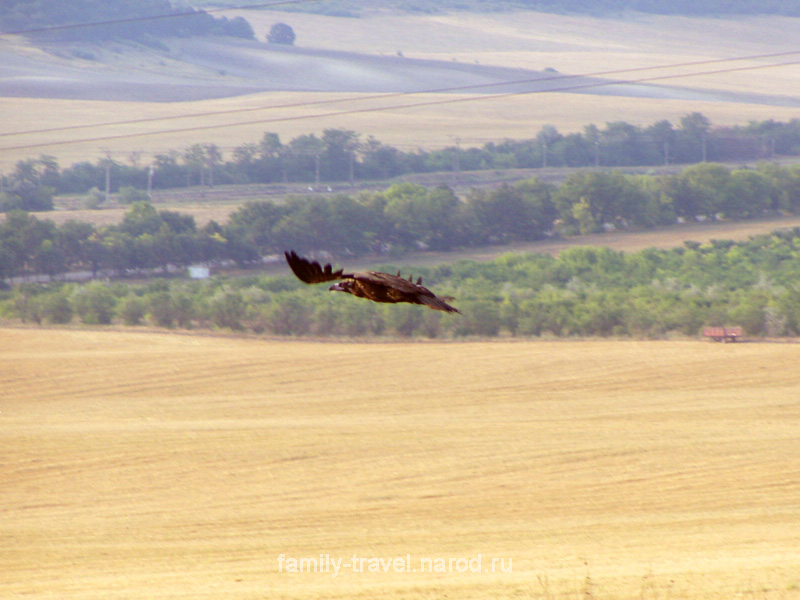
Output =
[
  {"x1": 1, "y1": 56, "x2": 798, "y2": 153},
  {"x1": 3, "y1": 49, "x2": 799, "y2": 141},
  {"x1": 0, "y1": 0, "x2": 320, "y2": 37}
]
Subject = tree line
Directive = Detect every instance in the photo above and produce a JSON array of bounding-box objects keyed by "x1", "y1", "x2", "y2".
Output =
[
  {"x1": 3, "y1": 114, "x2": 800, "y2": 213},
  {"x1": 4, "y1": 227, "x2": 800, "y2": 339},
  {"x1": 0, "y1": 0, "x2": 254, "y2": 42},
  {"x1": 3, "y1": 160, "x2": 800, "y2": 284}
]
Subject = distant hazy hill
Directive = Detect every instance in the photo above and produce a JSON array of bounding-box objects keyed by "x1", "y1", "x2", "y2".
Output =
[
  {"x1": 0, "y1": 0, "x2": 254, "y2": 41},
  {"x1": 254, "y1": 0, "x2": 800, "y2": 17},
  {"x1": 516, "y1": 0, "x2": 800, "y2": 16}
]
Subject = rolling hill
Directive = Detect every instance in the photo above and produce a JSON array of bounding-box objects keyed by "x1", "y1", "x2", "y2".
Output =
[
  {"x1": 2, "y1": 32, "x2": 800, "y2": 105},
  {"x1": 2, "y1": 9, "x2": 800, "y2": 172}
]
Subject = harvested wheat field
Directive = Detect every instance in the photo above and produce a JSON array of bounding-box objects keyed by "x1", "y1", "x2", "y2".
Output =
[{"x1": 2, "y1": 327, "x2": 800, "y2": 599}]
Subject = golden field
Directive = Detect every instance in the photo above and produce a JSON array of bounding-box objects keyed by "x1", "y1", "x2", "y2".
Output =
[{"x1": 2, "y1": 327, "x2": 799, "y2": 599}]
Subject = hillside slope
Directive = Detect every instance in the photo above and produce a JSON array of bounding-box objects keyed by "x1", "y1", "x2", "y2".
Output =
[{"x1": 3, "y1": 7, "x2": 800, "y2": 105}]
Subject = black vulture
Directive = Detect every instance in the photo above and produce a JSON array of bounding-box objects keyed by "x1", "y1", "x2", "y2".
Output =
[{"x1": 285, "y1": 251, "x2": 460, "y2": 314}]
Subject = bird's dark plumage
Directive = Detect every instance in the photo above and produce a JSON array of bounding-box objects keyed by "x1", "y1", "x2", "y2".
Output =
[{"x1": 285, "y1": 251, "x2": 460, "y2": 314}]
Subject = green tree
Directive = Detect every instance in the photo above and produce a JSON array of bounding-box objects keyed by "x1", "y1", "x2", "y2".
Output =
[
  {"x1": 209, "y1": 289, "x2": 246, "y2": 330},
  {"x1": 646, "y1": 119, "x2": 677, "y2": 164},
  {"x1": 1, "y1": 156, "x2": 57, "y2": 212},
  {"x1": 118, "y1": 185, "x2": 150, "y2": 204},
  {"x1": 41, "y1": 287, "x2": 73, "y2": 324},
  {"x1": 226, "y1": 201, "x2": 285, "y2": 254},
  {"x1": 269, "y1": 294, "x2": 313, "y2": 335},
  {"x1": 120, "y1": 201, "x2": 163, "y2": 237},
  {"x1": 255, "y1": 132, "x2": 289, "y2": 182},
  {"x1": 680, "y1": 163, "x2": 732, "y2": 218},
  {"x1": 171, "y1": 291, "x2": 196, "y2": 328},
  {"x1": 272, "y1": 195, "x2": 367, "y2": 254},
  {"x1": 33, "y1": 238, "x2": 66, "y2": 279},
  {"x1": 453, "y1": 299, "x2": 501, "y2": 336},
  {"x1": 183, "y1": 144, "x2": 207, "y2": 187},
  {"x1": 118, "y1": 295, "x2": 146, "y2": 325},
  {"x1": 556, "y1": 171, "x2": 631, "y2": 231},
  {"x1": 337, "y1": 301, "x2": 384, "y2": 336},
  {"x1": 726, "y1": 169, "x2": 772, "y2": 218},
  {"x1": 219, "y1": 15, "x2": 255, "y2": 39},
  {"x1": 73, "y1": 282, "x2": 116, "y2": 324},
  {"x1": 777, "y1": 166, "x2": 800, "y2": 213},
  {"x1": 58, "y1": 220, "x2": 96, "y2": 272},
  {"x1": 676, "y1": 112, "x2": 712, "y2": 162},
  {"x1": 571, "y1": 198, "x2": 599, "y2": 234},
  {"x1": 321, "y1": 129, "x2": 360, "y2": 181},
  {"x1": 360, "y1": 136, "x2": 403, "y2": 179},
  {"x1": 385, "y1": 304, "x2": 422, "y2": 337},
  {"x1": 147, "y1": 292, "x2": 175, "y2": 327},
  {"x1": 467, "y1": 179, "x2": 555, "y2": 243},
  {"x1": 10, "y1": 284, "x2": 43, "y2": 323},
  {"x1": 680, "y1": 112, "x2": 712, "y2": 139},
  {"x1": 289, "y1": 134, "x2": 324, "y2": 183},
  {"x1": 0, "y1": 211, "x2": 59, "y2": 277},
  {"x1": 599, "y1": 121, "x2": 652, "y2": 166},
  {"x1": 267, "y1": 22, "x2": 295, "y2": 44},
  {"x1": 203, "y1": 143, "x2": 223, "y2": 187},
  {"x1": 384, "y1": 183, "x2": 462, "y2": 250}
]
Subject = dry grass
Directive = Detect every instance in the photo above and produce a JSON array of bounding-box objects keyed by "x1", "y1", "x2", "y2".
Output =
[
  {"x1": 234, "y1": 10, "x2": 800, "y2": 71},
  {"x1": 369, "y1": 214, "x2": 800, "y2": 267},
  {"x1": 3, "y1": 327, "x2": 800, "y2": 599},
  {"x1": 36, "y1": 203, "x2": 245, "y2": 229}
]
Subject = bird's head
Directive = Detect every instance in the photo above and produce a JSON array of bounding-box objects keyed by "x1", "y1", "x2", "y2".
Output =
[{"x1": 329, "y1": 280, "x2": 353, "y2": 294}]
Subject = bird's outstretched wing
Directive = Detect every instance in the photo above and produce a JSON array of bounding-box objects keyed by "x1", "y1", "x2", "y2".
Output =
[{"x1": 285, "y1": 250, "x2": 350, "y2": 284}]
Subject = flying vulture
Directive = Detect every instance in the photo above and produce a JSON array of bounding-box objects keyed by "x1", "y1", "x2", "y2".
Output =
[{"x1": 285, "y1": 250, "x2": 460, "y2": 314}]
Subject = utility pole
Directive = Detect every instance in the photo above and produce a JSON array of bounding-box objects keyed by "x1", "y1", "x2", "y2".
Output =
[
  {"x1": 345, "y1": 136, "x2": 360, "y2": 189},
  {"x1": 349, "y1": 152, "x2": 355, "y2": 188},
  {"x1": 101, "y1": 148, "x2": 112, "y2": 203},
  {"x1": 448, "y1": 135, "x2": 461, "y2": 185},
  {"x1": 147, "y1": 165, "x2": 154, "y2": 199}
]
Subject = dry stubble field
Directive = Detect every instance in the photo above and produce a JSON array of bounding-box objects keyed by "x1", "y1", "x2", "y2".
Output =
[{"x1": 2, "y1": 327, "x2": 799, "y2": 599}]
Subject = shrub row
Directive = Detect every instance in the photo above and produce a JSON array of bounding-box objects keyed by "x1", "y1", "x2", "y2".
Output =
[{"x1": 4, "y1": 229, "x2": 800, "y2": 338}]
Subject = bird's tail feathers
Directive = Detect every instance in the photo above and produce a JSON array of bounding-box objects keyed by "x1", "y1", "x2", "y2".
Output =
[{"x1": 420, "y1": 295, "x2": 461, "y2": 314}]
